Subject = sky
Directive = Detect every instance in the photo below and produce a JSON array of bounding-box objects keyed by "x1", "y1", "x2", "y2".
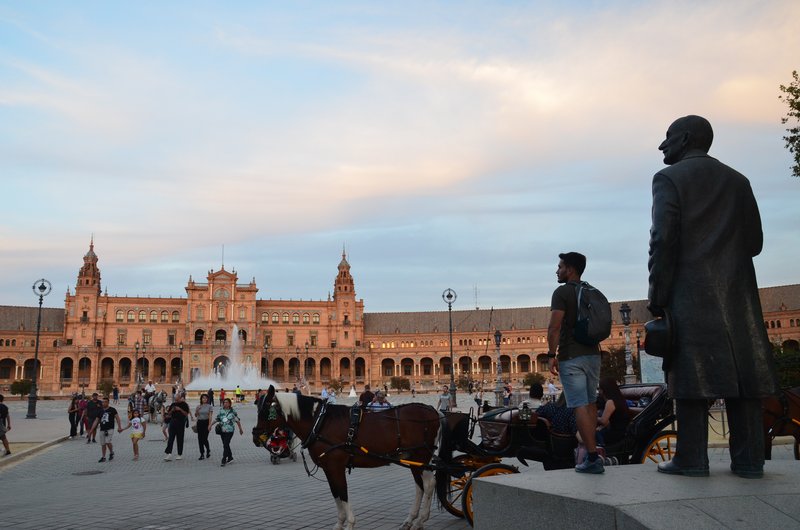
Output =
[{"x1": 1, "y1": 1, "x2": 799, "y2": 313}]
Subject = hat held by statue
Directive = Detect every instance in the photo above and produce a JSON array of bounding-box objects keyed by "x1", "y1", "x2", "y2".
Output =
[{"x1": 644, "y1": 308, "x2": 673, "y2": 359}]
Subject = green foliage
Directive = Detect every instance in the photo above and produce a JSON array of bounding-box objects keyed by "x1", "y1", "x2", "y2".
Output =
[
  {"x1": 456, "y1": 375, "x2": 471, "y2": 391},
  {"x1": 779, "y1": 70, "x2": 800, "y2": 178},
  {"x1": 98, "y1": 379, "x2": 113, "y2": 398},
  {"x1": 773, "y1": 343, "x2": 800, "y2": 388},
  {"x1": 389, "y1": 376, "x2": 410, "y2": 391},
  {"x1": 522, "y1": 372, "x2": 546, "y2": 388},
  {"x1": 10, "y1": 379, "x2": 32, "y2": 398},
  {"x1": 327, "y1": 377, "x2": 346, "y2": 395}
]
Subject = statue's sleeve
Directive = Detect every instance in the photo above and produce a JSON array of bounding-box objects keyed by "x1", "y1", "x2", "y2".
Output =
[
  {"x1": 648, "y1": 172, "x2": 680, "y2": 309},
  {"x1": 741, "y1": 179, "x2": 763, "y2": 258}
]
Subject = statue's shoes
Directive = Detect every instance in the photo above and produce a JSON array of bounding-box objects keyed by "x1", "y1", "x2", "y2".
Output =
[
  {"x1": 730, "y1": 464, "x2": 764, "y2": 479},
  {"x1": 657, "y1": 460, "x2": 709, "y2": 477}
]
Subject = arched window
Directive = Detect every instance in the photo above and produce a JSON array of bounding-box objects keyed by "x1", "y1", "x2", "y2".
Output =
[
  {"x1": 194, "y1": 329, "x2": 205, "y2": 344},
  {"x1": 138, "y1": 310, "x2": 146, "y2": 322},
  {"x1": 116, "y1": 310, "x2": 123, "y2": 322},
  {"x1": 303, "y1": 313, "x2": 310, "y2": 324},
  {"x1": 292, "y1": 313, "x2": 300, "y2": 324},
  {"x1": 272, "y1": 313, "x2": 279, "y2": 324},
  {"x1": 172, "y1": 311, "x2": 180, "y2": 322},
  {"x1": 161, "y1": 311, "x2": 169, "y2": 322},
  {"x1": 313, "y1": 313, "x2": 320, "y2": 324},
  {"x1": 282, "y1": 313, "x2": 289, "y2": 324},
  {"x1": 261, "y1": 312, "x2": 269, "y2": 323},
  {"x1": 127, "y1": 310, "x2": 135, "y2": 322},
  {"x1": 150, "y1": 311, "x2": 158, "y2": 322}
]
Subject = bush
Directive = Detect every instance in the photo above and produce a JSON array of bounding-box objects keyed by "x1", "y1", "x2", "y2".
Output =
[
  {"x1": 522, "y1": 372, "x2": 546, "y2": 388},
  {"x1": 98, "y1": 379, "x2": 114, "y2": 398},
  {"x1": 390, "y1": 377, "x2": 410, "y2": 391},
  {"x1": 773, "y1": 344, "x2": 800, "y2": 388},
  {"x1": 10, "y1": 379, "x2": 32, "y2": 398},
  {"x1": 327, "y1": 377, "x2": 346, "y2": 395}
]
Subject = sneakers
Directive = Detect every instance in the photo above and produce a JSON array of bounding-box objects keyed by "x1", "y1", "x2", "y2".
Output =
[
  {"x1": 206, "y1": 451, "x2": 211, "y2": 458},
  {"x1": 199, "y1": 455, "x2": 205, "y2": 461},
  {"x1": 176, "y1": 455, "x2": 182, "y2": 460},
  {"x1": 575, "y1": 455, "x2": 605, "y2": 474},
  {"x1": 164, "y1": 454, "x2": 172, "y2": 461},
  {"x1": 220, "y1": 458, "x2": 227, "y2": 467},
  {"x1": 98, "y1": 457, "x2": 106, "y2": 463},
  {"x1": 3, "y1": 451, "x2": 10, "y2": 457},
  {"x1": 109, "y1": 452, "x2": 114, "y2": 461}
]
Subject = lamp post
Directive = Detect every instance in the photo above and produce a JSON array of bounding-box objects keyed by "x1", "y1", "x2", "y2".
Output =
[
  {"x1": 141, "y1": 344, "x2": 147, "y2": 384},
  {"x1": 442, "y1": 288, "x2": 457, "y2": 408},
  {"x1": 494, "y1": 330, "x2": 504, "y2": 407},
  {"x1": 263, "y1": 343, "x2": 269, "y2": 378},
  {"x1": 619, "y1": 303, "x2": 636, "y2": 384},
  {"x1": 305, "y1": 341, "x2": 310, "y2": 393},
  {"x1": 26, "y1": 279, "x2": 51, "y2": 419},
  {"x1": 295, "y1": 346, "x2": 301, "y2": 384},
  {"x1": 134, "y1": 341, "x2": 140, "y2": 390},
  {"x1": 178, "y1": 342, "x2": 184, "y2": 384}
]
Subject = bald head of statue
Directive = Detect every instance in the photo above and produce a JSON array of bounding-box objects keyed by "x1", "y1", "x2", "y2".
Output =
[{"x1": 658, "y1": 115, "x2": 714, "y2": 165}]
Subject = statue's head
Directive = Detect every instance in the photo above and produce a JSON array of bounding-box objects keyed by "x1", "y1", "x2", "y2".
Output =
[{"x1": 659, "y1": 115, "x2": 713, "y2": 165}]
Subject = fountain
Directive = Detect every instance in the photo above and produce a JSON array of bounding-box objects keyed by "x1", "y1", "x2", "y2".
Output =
[{"x1": 185, "y1": 324, "x2": 278, "y2": 393}]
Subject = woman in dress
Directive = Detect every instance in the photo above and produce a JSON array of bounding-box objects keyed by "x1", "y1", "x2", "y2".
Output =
[{"x1": 208, "y1": 398, "x2": 243, "y2": 467}]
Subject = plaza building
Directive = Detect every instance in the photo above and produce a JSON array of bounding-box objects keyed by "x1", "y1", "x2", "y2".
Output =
[{"x1": 0, "y1": 241, "x2": 798, "y2": 396}]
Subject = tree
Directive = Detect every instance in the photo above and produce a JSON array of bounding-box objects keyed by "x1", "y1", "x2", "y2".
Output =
[
  {"x1": 327, "y1": 378, "x2": 346, "y2": 395},
  {"x1": 10, "y1": 379, "x2": 32, "y2": 399},
  {"x1": 522, "y1": 372, "x2": 546, "y2": 388},
  {"x1": 779, "y1": 70, "x2": 800, "y2": 178},
  {"x1": 98, "y1": 379, "x2": 113, "y2": 398},
  {"x1": 389, "y1": 376, "x2": 410, "y2": 391},
  {"x1": 772, "y1": 343, "x2": 800, "y2": 388}
]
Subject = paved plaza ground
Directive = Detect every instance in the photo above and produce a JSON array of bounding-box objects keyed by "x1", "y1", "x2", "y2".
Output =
[{"x1": 0, "y1": 392, "x2": 795, "y2": 529}]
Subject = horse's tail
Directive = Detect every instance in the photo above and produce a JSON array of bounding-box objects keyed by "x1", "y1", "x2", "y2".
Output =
[{"x1": 434, "y1": 412, "x2": 469, "y2": 509}]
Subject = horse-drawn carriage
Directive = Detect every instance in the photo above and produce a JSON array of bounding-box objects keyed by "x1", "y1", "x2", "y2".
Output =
[{"x1": 436, "y1": 383, "x2": 677, "y2": 525}]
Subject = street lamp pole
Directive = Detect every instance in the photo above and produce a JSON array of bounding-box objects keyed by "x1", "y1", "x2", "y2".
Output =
[
  {"x1": 263, "y1": 343, "x2": 269, "y2": 378},
  {"x1": 134, "y1": 341, "x2": 139, "y2": 390},
  {"x1": 619, "y1": 303, "x2": 636, "y2": 384},
  {"x1": 493, "y1": 330, "x2": 503, "y2": 407},
  {"x1": 305, "y1": 341, "x2": 310, "y2": 393},
  {"x1": 26, "y1": 279, "x2": 51, "y2": 419},
  {"x1": 178, "y1": 342, "x2": 184, "y2": 384},
  {"x1": 141, "y1": 344, "x2": 147, "y2": 384},
  {"x1": 442, "y1": 289, "x2": 457, "y2": 408}
]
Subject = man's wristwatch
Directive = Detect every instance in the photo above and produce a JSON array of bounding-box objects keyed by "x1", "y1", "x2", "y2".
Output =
[{"x1": 547, "y1": 351, "x2": 556, "y2": 358}]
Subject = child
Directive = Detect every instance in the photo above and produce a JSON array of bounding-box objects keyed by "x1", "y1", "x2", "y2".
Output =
[{"x1": 119, "y1": 409, "x2": 147, "y2": 460}]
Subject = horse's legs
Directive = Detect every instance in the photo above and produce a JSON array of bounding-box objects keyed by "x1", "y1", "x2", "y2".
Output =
[
  {"x1": 323, "y1": 465, "x2": 355, "y2": 530},
  {"x1": 404, "y1": 469, "x2": 436, "y2": 530},
  {"x1": 400, "y1": 468, "x2": 425, "y2": 530}
]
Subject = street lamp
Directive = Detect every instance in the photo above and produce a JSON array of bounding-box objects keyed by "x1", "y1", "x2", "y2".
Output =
[
  {"x1": 295, "y1": 346, "x2": 301, "y2": 384},
  {"x1": 141, "y1": 343, "x2": 147, "y2": 384},
  {"x1": 442, "y1": 288, "x2": 457, "y2": 408},
  {"x1": 26, "y1": 279, "x2": 51, "y2": 419},
  {"x1": 178, "y1": 342, "x2": 184, "y2": 384},
  {"x1": 263, "y1": 343, "x2": 269, "y2": 378},
  {"x1": 619, "y1": 303, "x2": 636, "y2": 384},
  {"x1": 134, "y1": 341, "x2": 140, "y2": 389},
  {"x1": 494, "y1": 330, "x2": 503, "y2": 407},
  {"x1": 305, "y1": 341, "x2": 310, "y2": 392}
]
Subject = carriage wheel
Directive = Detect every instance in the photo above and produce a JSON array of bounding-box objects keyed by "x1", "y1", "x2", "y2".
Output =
[
  {"x1": 461, "y1": 463, "x2": 519, "y2": 527},
  {"x1": 640, "y1": 430, "x2": 678, "y2": 464},
  {"x1": 436, "y1": 454, "x2": 499, "y2": 518}
]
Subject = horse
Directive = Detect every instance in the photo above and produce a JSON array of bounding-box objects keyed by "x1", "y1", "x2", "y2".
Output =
[
  {"x1": 255, "y1": 389, "x2": 443, "y2": 530},
  {"x1": 147, "y1": 390, "x2": 168, "y2": 423},
  {"x1": 763, "y1": 386, "x2": 800, "y2": 460}
]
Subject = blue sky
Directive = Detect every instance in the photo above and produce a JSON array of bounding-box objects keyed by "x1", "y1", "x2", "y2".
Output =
[{"x1": 1, "y1": 1, "x2": 798, "y2": 312}]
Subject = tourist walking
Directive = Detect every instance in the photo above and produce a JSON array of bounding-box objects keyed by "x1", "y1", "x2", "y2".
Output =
[
  {"x1": 0, "y1": 394, "x2": 11, "y2": 456},
  {"x1": 164, "y1": 393, "x2": 192, "y2": 461},
  {"x1": 207, "y1": 388, "x2": 214, "y2": 406},
  {"x1": 77, "y1": 394, "x2": 88, "y2": 436},
  {"x1": 195, "y1": 393, "x2": 213, "y2": 460},
  {"x1": 119, "y1": 408, "x2": 146, "y2": 460},
  {"x1": 85, "y1": 393, "x2": 103, "y2": 443},
  {"x1": 91, "y1": 397, "x2": 122, "y2": 462},
  {"x1": 112, "y1": 385, "x2": 120, "y2": 404},
  {"x1": 438, "y1": 385, "x2": 451, "y2": 412},
  {"x1": 67, "y1": 394, "x2": 80, "y2": 438},
  {"x1": 209, "y1": 398, "x2": 243, "y2": 467}
]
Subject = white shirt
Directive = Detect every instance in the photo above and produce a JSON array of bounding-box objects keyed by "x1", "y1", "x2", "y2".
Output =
[{"x1": 145, "y1": 383, "x2": 156, "y2": 393}]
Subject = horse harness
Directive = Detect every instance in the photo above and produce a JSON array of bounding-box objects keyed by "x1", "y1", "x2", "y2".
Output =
[{"x1": 301, "y1": 401, "x2": 438, "y2": 473}]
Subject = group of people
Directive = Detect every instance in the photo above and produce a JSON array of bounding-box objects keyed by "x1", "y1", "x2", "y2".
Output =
[{"x1": 70, "y1": 386, "x2": 245, "y2": 467}]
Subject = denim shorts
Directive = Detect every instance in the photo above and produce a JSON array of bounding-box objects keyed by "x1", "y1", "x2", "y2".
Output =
[{"x1": 559, "y1": 355, "x2": 600, "y2": 408}]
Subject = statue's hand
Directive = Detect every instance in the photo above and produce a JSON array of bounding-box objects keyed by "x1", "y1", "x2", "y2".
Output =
[{"x1": 647, "y1": 304, "x2": 665, "y2": 317}]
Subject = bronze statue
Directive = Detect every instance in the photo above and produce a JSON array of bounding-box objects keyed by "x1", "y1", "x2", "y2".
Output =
[{"x1": 648, "y1": 115, "x2": 780, "y2": 478}]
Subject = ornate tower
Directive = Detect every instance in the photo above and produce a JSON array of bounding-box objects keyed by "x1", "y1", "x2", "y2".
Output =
[
  {"x1": 334, "y1": 248, "x2": 355, "y2": 300},
  {"x1": 77, "y1": 237, "x2": 102, "y2": 295}
]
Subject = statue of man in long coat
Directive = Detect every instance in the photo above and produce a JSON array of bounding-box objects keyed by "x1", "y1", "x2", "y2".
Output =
[{"x1": 648, "y1": 115, "x2": 780, "y2": 478}]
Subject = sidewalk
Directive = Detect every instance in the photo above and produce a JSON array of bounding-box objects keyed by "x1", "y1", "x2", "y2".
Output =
[{"x1": 0, "y1": 395, "x2": 795, "y2": 529}]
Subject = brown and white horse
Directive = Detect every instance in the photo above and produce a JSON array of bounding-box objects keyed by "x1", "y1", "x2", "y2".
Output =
[{"x1": 256, "y1": 391, "x2": 443, "y2": 530}]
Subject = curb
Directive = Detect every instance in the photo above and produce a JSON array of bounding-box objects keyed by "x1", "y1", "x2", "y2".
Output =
[{"x1": 0, "y1": 436, "x2": 69, "y2": 469}]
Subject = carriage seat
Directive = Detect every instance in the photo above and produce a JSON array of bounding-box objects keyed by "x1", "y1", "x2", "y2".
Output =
[
  {"x1": 478, "y1": 407, "x2": 539, "y2": 451},
  {"x1": 619, "y1": 384, "x2": 667, "y2": 420}
]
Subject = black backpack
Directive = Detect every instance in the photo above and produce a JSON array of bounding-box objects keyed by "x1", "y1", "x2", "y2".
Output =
[{"x1": 570, "y1": 281, "x2": 612, "y2": 346}]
